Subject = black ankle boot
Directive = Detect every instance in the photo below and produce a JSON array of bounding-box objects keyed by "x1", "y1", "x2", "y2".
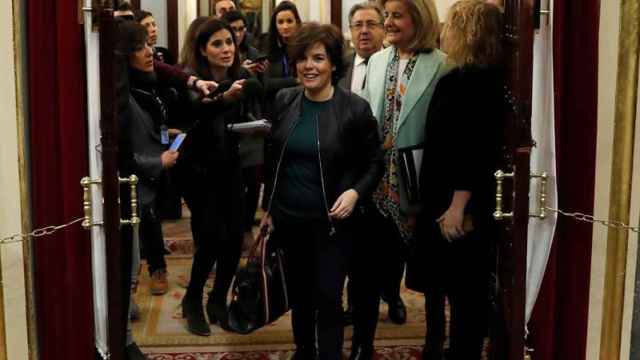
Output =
[
  {"x1": 182, "y1": 296, "x2": 211, "y2": 336},
  {"x1": 422, "y1": 346, "x2": 444, "y2": 360},
  {"x1": 125, "y1": 342, "x2": 148, "y2": 360},
  {"x1": 206, "y1": 298, "x2": 232, "y2": 331},
  {"x1": 290, "y1": 346, "x2": 317, "y2": 360},
  {"x1": 349, "y1": 344, "x2": 374, "y2": 360},
  {"x1": 386, "y1": 297, "x2": 407, "y2": 325}
]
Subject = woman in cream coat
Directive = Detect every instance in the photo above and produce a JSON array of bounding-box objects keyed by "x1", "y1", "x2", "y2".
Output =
[{"x1": 359, "y1": 0, "x2": 448, "y2": 343}]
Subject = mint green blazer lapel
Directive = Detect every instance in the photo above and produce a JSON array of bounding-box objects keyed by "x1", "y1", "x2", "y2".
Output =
[
  {"x1": 397, "y1": 51, "x2": 441, "y2": 130},
  {"x1": 364, "y1": 47, "x2": 393, "y2": 125}
]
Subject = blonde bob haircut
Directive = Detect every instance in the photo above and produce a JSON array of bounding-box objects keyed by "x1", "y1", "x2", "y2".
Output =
[
  {"x1": 441, "y1": 0, "x2": 503, "y2": 67},
  {"x1": 379, "y1": 0, "x2": 440, "y2": 52}
]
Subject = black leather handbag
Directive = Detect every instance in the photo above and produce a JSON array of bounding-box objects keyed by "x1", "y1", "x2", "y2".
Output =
[{"x1": 228, "y1": 226, "x2": 289, "y2": 334}]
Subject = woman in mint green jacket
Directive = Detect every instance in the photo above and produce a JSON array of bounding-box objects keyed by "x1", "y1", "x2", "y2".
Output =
[{"x1": 359, "y1": 0, "x2": 448, "y2": 334}]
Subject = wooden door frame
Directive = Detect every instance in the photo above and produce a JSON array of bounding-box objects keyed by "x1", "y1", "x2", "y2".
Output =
[
  {"x1": 167, "y1": 0, "x2": 179, "y2": 61},
  {"x1": 330, "y1": 0, "x2": 341, "y2": 30},
  {"x1": 493, "y1": 1, "x2": 535, "y2": 359},
  {"x1": 98, "y1": 5, "x2": 128, "y2": 360}
]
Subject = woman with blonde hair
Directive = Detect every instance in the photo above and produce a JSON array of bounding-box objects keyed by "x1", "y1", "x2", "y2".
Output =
[
  {"x1": 359, "y1": 0, "x2": 447, "y2": 344},
  {"x1": 408, "y1": 1, "x2": 504, "y2": 359}
]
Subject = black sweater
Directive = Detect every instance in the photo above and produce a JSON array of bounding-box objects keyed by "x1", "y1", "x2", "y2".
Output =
[{"x1": 418, "y1": 65, "x2": 505, "y2": 225}]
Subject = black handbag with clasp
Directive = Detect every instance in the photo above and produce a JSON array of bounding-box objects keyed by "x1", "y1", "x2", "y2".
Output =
[{"x1": 228, "y1": 226, "x2": 289, "y2": 334}]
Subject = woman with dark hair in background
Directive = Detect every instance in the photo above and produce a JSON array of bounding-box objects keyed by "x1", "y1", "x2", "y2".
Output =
[
  {"x1": 134, "y1": 10, "x2": 176, "y2": 65},
  {"x1": 116, "y1": 19, "x2": 179, "y2": 360},
  {"x1": 262, "y1": 0, "x2": 301, "y2": 120},
  {"x1": 261, "y1": 23, "x2": 383, "y2": 360},
  {"x1": 177, "y1": 18, "x2": 262, "y2": 337},
  {"x1": 223, "y1": 10, "x2": 268, "y2": 76},
  {"x1": 410, "y1": 1, "x2": 505, "y2": 359}
]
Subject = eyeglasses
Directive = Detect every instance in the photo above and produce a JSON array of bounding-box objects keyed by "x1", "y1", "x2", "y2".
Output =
[{"x1": 349, "y1": 21, "x2": 383, "y2": 31}]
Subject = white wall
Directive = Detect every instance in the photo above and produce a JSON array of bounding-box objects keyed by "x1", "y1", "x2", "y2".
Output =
[
  {"x1": 178, "y1": 0, "x2": 199, "y2": 59},
  {"x1": 141, "y1": 0, "x2": 169, "y2": 47},
  {"x1": 0, "y1": 0, "x2": 29, "y2": 359}
]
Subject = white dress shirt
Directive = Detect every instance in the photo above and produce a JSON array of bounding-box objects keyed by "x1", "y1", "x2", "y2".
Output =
[{"x1": 350, "y1": 54, "x2": 369, "y2": 95}]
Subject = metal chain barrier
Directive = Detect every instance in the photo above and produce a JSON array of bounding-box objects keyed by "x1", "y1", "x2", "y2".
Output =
[
  {"x1": 0, "y1": 217, "x2": 85, "y2": 245},
  {"x1": 544, "y1": 206, "x2": 640, "y2": 233}
]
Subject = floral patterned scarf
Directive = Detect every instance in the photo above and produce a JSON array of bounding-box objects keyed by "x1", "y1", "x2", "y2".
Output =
[{"x1": 372, "y1": 49, "x2": 418, "y2": 240}]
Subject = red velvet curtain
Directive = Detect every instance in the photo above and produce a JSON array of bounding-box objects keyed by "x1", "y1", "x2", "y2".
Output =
[
  {"x1": 28, "y1": 0, "x2": 94, "y2": 359},
  {"x1": 528, "y1": 1, "x2": 600, "y2": 359}
]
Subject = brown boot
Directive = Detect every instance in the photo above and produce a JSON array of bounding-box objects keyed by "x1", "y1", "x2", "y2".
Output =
[{"x1": 150, "y1": 269, "x2": 169, "y2": 295}]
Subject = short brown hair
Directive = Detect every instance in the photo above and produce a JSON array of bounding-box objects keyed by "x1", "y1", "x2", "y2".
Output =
[
  {"x1": 287, "y1": 23, "x2": 346, "y2": 85},
  {"x1": 441, "y1": 0, "x2": 503, "y2": 67},
  {"x1": 379, "y1": 0, "x2": 439, "y2": 52}
]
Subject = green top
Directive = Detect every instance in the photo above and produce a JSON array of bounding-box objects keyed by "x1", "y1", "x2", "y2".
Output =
[{"x1": 273, "y1": 96, "x2": 329, "y2": 219}]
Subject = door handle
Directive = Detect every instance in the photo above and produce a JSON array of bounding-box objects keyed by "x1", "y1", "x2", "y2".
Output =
[
  {"x1": 494, "y1": 170, "x2": 514, "y2": 220},
  {"x1": 80, "y1": 174, "x2": 140, "y2": 229},
  {"x1": 529, "y1": 172, "x2": 548, "y2": 219},
  {"x1": 118, "y1": 175, "x2": 140, "y2": 227}
]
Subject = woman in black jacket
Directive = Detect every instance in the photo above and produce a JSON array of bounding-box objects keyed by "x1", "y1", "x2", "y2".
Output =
[
  {"x1": 260, "y1": 23, "x2": 383, "y2": 360},
  {"x1": 262, "y1": 1, "x2": 301, "y2": 121},
  {"x1": 176, "y1": 18, "x2": 261, "y2": 337},
  {"x1": 116, "y1": 19, "x2": 179, "y2": 360},
  {"x1": 409, "y1": 1, "x2": 505, "y2": 359}
]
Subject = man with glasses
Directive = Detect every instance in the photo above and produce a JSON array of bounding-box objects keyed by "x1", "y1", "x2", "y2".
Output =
[
  {"x1": 214, "y1": 0, "x2": 237, "y2": 18},
  {"x1": 339, "y1": 2, "x2": 385, "y2": 96},
  {"x1": 340, "y1": 4, "x2": 386, "y2": 359}
]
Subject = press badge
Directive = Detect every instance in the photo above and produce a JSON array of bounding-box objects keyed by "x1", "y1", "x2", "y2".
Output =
[{"x1": 161, "y1": 125, "x2": 169, "y2": 145}]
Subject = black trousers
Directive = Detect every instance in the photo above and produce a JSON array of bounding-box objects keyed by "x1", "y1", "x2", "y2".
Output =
[
  {"x1": 421, "y1": 222, "x2": 490, "y2": 360},
  {"x1": 179, "y1": 163, "x2": 244, "y2": 302},
  {"x1": 274, "y1": 215, "x2": 353, "y2": 360},
  {"x1": 368, "y1": 209, "x2": 407, "y2": 301},
  {"x1": 347, "y1": 208, "x2": 383, "y2": 350},
  {"x1": 139, "y1": 200, "x2": 167, "y2": 274}
]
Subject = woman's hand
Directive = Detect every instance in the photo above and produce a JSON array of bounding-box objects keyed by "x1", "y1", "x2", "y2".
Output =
[
  {"x1": 260, "y1": 212, "x2": 274, "y2": 233},
  {"x1": 436, "y1": 204, "x2": 465, "y2": 242},
  {"x1": 242, "y1": 60, "x2": 259, "y2": 76},
  {"x1": 329, "y1": 189, "x2": 359, "y2": 219},
  {"x1": 168, "y1": 128, "x2": 183, "y2": 137},
  {"x1": 161, "y1": 150, "x2": 179, "y2": 168},
  {"x1": 223, "y1": 79, "x2": 246, "y2": 102}
]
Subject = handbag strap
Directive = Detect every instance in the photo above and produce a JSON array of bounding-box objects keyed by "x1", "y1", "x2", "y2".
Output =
[{"x1": 246, "y1": 225, "x2": 269, "y2": 259}]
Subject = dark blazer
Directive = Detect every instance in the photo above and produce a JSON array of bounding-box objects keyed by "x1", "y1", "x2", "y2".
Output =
[
  {"x1": 179, "y1": 69, "x2": 260, "y2": 172},
  {"x1": 338, "y1": 51, "x2": 356, "y2": 90},
  {"x1": 264, "y1": 86, "x2": 384, "y2": 231},
  {"x1": 121, "y1": 90, "x2": 168, "y2": 207}
]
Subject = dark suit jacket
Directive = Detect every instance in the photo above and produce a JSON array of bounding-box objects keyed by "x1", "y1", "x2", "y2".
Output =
[
  {"x1": 338, "y1": 51, "x2": 356, "y2": 90},
  {"x1": 122, "y1": 91, "x2": 167, "y2": 208}
]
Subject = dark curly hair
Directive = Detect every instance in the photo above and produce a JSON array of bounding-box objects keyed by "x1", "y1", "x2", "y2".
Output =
[{"x1": 287, "y1": 22, "x2": 345, "y2": 85}]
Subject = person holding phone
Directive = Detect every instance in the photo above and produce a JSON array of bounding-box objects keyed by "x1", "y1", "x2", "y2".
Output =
[
  {"x1": 176, "y1": 18, "x2": 262, "y2": 337},
  {"x1": 116, "y1": 19, "x2": 178, "y2": 360},
  {"x1": 223, "y1": 10, "x2": 268, "y2": 76},
  {"x1": 262, "y1": 1, "x2": 302, "y2": 121}
]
